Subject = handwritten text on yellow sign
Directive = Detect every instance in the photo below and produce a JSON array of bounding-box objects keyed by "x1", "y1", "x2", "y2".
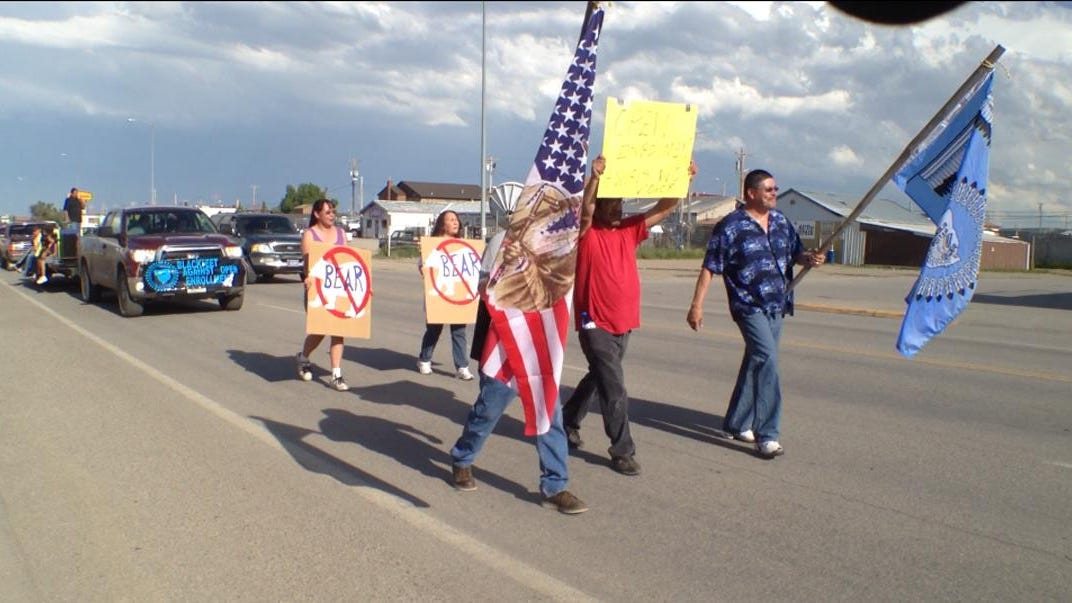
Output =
[{"x1": 599, "y1": 97, "x2": 698, "y2": 199}]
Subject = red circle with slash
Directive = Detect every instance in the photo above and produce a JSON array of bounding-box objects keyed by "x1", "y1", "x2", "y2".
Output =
[
  {"x1": 428, "y1": 238, "x2": 481, "y2": 306},
  {"x1": 314, "y1": 246, "x2": 371, "y2": 318}
]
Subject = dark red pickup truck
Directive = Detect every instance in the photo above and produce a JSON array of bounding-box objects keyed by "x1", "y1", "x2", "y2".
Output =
[{"x1": 77, "y1": 206, "x2": 246, "y2": 317}]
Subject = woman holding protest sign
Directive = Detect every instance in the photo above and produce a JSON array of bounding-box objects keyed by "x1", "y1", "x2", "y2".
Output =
[
  {"x1": 295, "y1": 198, "x2": 351, "y2": 391},
  {"x1": 416, "y1": 210, "x2": 474, "y2": 381}
]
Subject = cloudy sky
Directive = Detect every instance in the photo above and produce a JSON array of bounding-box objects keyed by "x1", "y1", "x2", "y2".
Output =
[{"x1": 0, "y1": 1, "x2": 1069, "y2": 229}]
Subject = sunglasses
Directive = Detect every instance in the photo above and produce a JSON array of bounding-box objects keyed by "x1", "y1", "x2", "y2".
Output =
[{"x1": 751, "y1": 185, "x2": 779, "y2": 193}]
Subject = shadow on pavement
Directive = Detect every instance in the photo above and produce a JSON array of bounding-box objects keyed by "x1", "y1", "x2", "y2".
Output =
[
  {"x1": 228, "y1": 350, "x2": 300, "y2": 383},
  {"x1": 559, "y1": 385, "x2": 759, "y2": 461},
  {"x1": 344, "y1": 346, "x2": 423, "y2": 372},
  {"x1": 972, "y1": 291, "x2": 1072, "y2": 310},
  {"x1": 318, "y1": 408, "x2": 534, "y2": 503},
  {"x1": 251, "y1": 409, "x2": 535, "y2": 505},
  {"x1": 227, "y1": 347, "x2": 434, "y2": 383},
  {"x1": 252, "y1": 414, "x2": 430, "y2": 507}
]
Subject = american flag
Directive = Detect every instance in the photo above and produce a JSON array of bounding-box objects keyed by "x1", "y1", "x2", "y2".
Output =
[{"x1": 481, "y1": 2, "x2": 603, "y2": 436}]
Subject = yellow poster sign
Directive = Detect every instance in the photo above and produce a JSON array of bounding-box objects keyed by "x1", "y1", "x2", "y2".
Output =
[
  {"x1": 599, "y1": 97, "x2": 698, "y2": 199},
  {"x1": 76, "y1": 190, "x2": 93, "y2": 201},
  {"x1": 419, "y1": 236, "x2": 485, "y2": 324},
  {"x1": 304, "y1": 242, "x2": 372, "y2": 338}
]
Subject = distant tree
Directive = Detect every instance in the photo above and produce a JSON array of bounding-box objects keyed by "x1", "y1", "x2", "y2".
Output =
[
  {"x1": 30, "y1": 201, "x2": 63, "y2": 222},
  {"x1": 279, "y1": 183, "x2": 334, "y2": 213}
]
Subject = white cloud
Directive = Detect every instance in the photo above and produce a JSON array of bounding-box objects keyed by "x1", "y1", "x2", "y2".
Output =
[
  {"x1": 829, "y1": 145, "x2": 862, "y2": 166},
  {"x1": 0, "y1": 1, "x2": 1067, "y2": 227},
  {"x1": 674, "y1": 77, "x2": 852, "y2": 118}
]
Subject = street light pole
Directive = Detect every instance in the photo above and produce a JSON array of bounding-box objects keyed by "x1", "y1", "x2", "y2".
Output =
[
  {"x1": 350, "y1": 158, "x2": 358, "y2": 221},
  {"x1": 127, "y1": 118, "x2": 156, "y2": 204},
  {"x1": 485, "y1": 154, "x2": 496, "y2": 212},
  {"x1": 479, "y1": 1, "x2": 487, "y2": 241},
  {"x1": 150, "y1": 123, "x2": 156, "y2": 205}
]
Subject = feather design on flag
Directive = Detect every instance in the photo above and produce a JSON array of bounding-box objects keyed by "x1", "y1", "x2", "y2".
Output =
[
  {"x1": 894, "y1": 73, "x2": 994, "y2": 358},
  {"x1": 481, "y1": 3, "x2": 603, "y2": 436}
]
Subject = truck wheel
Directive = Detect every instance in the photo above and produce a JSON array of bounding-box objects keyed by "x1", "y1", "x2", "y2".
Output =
[
  {"x1": 79, "y1": 260, "x2": 101, "y2": 302},
  {"x1": 116, "y1": 269, "x2": 144, "y2": 317},
  {"x1": 218, "y1": 293, "x2": 244, "y2": 311}
]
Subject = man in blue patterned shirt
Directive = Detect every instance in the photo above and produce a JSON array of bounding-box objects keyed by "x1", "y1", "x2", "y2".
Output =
[{"x1": 686, "y1": 169, "x2": 825, "y2": 459}]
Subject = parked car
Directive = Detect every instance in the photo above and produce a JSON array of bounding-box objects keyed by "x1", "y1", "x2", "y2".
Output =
[
  {"x1": 215, "y1": 212, "x2": 303, "y2": 282},
  {"x1": 78, "y1": 206, "x2": 245, "y2": 317},
  {"x1": 379, "y1": 229, "x2": 422, "y2": 249},
  {"x1": 286, "y1": 214, "x2": 308, "y2": 235},
  {"x1": 2, "y1": 220, "x2": 58, "y2": 271}
]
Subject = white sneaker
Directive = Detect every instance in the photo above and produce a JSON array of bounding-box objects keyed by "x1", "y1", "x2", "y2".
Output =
[
  {"x1": 417, "y1": 360, "x2": 432, "y2": 375},
  {"x1": 757, "y1": 440, "x2": 785, "y2": 459},
  {"x1": 35, "y1": 276, "x2": 48, "y2": 284},
  {"x1": 456, "y1": 367, "x2": 474, "y2": 381},
  {"x1": 730, "y1": 429, "x2": 755, "y2": 443}
]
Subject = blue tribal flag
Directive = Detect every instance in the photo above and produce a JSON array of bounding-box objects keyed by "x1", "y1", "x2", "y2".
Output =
[{"x1": 893, "y1": 73, "x2": 994, "y2": 358}]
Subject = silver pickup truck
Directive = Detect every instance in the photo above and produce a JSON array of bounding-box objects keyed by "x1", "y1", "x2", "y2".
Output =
[{"x1": 78, "y1": 206, "x2": 246, "y2": 317}]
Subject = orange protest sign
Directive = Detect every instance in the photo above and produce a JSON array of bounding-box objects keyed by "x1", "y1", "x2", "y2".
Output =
[
  {"x1": 419, "y1": 236, "x2": 485, "y2": 324},
  {"x1": 304, "y1": 242, "x2": 372, "y2": 338}
]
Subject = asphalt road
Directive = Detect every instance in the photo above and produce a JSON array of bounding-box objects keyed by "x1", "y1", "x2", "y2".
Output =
[{"x1": 1, "y1": 259, "x2": 1069, "y2": 601}]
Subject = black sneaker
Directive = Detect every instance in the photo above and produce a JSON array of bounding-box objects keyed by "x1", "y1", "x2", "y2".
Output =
[
  {"x1": 542, "y1": 490, "x2": 588, "y2": 514},
  {"x1": 452, "y1": 464, "x2": 477, "y2": 491},
  {"x1": 295, "y1": 353, "x2": 312, "y2": 381},
  {"x1": 610, "y1": 455, "x2": 641, "y2": 476},
  {"x1": 566, "y1": 428, "x2": 584, "y2": 450}
]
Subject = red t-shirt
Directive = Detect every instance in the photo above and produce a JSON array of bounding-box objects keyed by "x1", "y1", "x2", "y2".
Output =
[{"x1": 572, "y1": 214, "x2": 648, "y2": 334}]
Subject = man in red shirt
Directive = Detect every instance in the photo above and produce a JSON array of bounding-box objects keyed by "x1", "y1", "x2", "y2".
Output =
[{"x1": 562, "y1": 154, "x2": 697, "y2": 475}]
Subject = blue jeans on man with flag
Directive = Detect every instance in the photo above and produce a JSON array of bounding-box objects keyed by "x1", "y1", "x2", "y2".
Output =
[
  {"x1": 450, "y1": 373, "x2": 570, "y2": 498},
  {"x1": 724, "y1": 312, "x2": 784, "y2": 447}
]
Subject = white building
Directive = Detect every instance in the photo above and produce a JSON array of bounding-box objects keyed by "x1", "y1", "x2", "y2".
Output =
[{"x1": 360, "y1": 200, "x2": 490, "y2": 240}]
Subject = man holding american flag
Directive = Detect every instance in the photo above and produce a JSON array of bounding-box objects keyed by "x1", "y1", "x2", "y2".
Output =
[{"x1": 446, "y1": 2, "x2": 604, "y2": 515}]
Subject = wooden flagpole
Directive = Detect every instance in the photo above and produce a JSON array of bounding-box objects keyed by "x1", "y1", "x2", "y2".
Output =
[{"x1": 788, "y1": 44, "x2": 1005, "y2": 292}]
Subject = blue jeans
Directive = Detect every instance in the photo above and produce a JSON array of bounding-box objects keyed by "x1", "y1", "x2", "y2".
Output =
[
  {"x1": 724, "y1": 312, "x2": 783, "y2": 443},
  {"x1": 450, "y1": 373, "x2": 569, "y2": 497},
  {"x1": 419, "y1": 323, "x2": 469, "y2": 369}
]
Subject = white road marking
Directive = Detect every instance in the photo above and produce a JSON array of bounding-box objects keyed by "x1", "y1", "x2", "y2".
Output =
[
  {"x1": 9, "y1": 284, "x2": 596, "y2": 602},
  {"x1": 1048, "y1": 462, "x2": 1072, "y2": 469},
  {"x1": 258, "y1": 302, "x2": 304, "y2": 314}
]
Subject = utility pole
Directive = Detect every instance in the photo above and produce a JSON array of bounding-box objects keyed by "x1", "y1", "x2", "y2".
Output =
[
  {"x1": 350, "y1": 158, "x2": 359, "y2": 221},
  {"x1": 677, "y1": 192, "x2": 687, "y2": 249},
  {"x1": 486, "y1": 156, "x2": 496, "y2": 192},
  {"x1": 1038, "y1": 202, "x2": 1043, "y2": 229},
  {"x1": 485, "y1": 156, "x2": 497, "y2": 236},
  {"x1": 479, "y1": 1, "x2": 488, "y2": 241},
  {"x1": 150, "y1": 123, "x2": 156, "y2": 205},
  {"x1": 250, "y1": 184, "x2": 257, "y2": 208},
  {"x1": 735, "y1": 147, "x2": 748, "y2": 202}
]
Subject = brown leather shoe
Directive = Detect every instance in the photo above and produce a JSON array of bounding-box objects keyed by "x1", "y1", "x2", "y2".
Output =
[
  {"x1": 452, "y1": 464, "x2": 477, "y2": 491},
  {"x1": 542, "y1": 490, "x2": 588, "y2": 514},
  {"x1": 610, "y1": 455, "x2": 641, "y2": 476}
]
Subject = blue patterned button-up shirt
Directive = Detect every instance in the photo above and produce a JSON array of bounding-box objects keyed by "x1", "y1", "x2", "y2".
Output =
[{"x1": 702, "y1": 207, "x2": 803, "y2": 320}]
